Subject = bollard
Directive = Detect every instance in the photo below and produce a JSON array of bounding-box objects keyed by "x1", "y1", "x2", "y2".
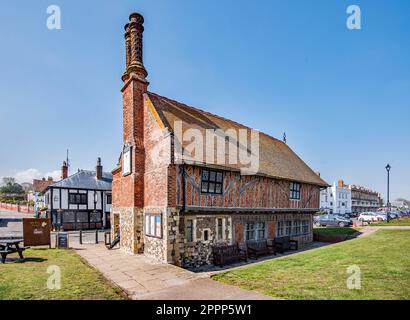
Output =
[
  {"x1": 79, "y1": 230, "x2": 82, "y2": 245},
  {"x1": 95, "y1": 229, "x2": 98, "y2": 244}
]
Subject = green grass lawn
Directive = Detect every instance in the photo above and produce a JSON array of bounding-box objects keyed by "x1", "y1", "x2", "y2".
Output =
[
  {"x1": 372, "y1": 218, "x2": 410, "y2": 227},
  {"x1": 0, "y1": 248, "x2": 126, "y2": 300},
  {"x1": 313, "y1": 227, "x2": 360, "y2": 236},
  {"x1": 213, "y1": 230, "x2": 410, "y2": 300}
]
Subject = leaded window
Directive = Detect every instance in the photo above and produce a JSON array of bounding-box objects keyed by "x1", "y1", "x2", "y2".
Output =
[
  {"x1": 289, "y1": 182, "x2": 301, "y2": 200},
  {"x1": 201, "y1": 169, "x2": 223, "y2": 194}
]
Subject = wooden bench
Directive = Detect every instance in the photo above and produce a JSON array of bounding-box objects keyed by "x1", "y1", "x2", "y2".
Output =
[
  {"x1": 0, "y1": 239, "x2": 27, "y2": 263},
  {"x1": 0, "y1": 247, "x2": 26, "y2": 263},
  {"x1": 212, "y1": 244, "x2": 247, "y2": 267},
  {"x1": 273, "y1": 236, "x2": 298, "y2": 254},
  {"x1": 246, "y1": 240, "x2": 273, "y2": 259}
]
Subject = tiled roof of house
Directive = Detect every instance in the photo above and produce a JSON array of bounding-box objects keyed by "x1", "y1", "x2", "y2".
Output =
[
  {"x1": 147, "y1": 92, "x2": 328, "y2": 187},
  {"x1": 45, "y1": 170, "x2": 112, "y2": 192},
  {"x1": 33, "y1": 179, "x2": 54, "y2": 193}
]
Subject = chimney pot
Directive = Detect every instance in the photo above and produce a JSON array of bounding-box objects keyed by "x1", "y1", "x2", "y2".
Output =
[
  {"x1": 96, "y1": 158, "x2": 103, "y2": 180},
  {"x1": 123, "y1": 12, "x2": 147, "y2": 81},
  {"x1": 61, "y1": 161, "x2": 68, "y2": 180}
]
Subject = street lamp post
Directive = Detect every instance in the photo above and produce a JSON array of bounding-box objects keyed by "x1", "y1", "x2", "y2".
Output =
[{"x1": 385, "y1": 164, "x2": 391, "y2": 222}]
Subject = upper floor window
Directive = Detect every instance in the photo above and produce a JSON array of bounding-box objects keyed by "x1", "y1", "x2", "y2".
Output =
[
  {"x1": 201, "y1": 169, "x2": 223, "y2": 194},
  {"x1": 106, "y1": 194, "x2": 112, "y2": 205},
  {"x1": 69, "y1": 193, "x2": 87, "y2": 205},
  {"x1": 289, "y1": 182, "x2": 301, "y2": 200}
]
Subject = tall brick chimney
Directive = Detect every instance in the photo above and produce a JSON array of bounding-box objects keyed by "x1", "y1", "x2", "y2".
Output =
[
  {"x1": 96, "y1": 157, "x2": 103, "y2": 180},
  {"x1": 119, "y1": 12, "x2": 148, "y2": 208},
  {"x1": 61, "y1": 161, "x2": 68, "y2": 180},
  {"x1": 338, "y1": 180, "x2": 344, "y2": 188},
  {"x1": 110, "y1": 12, "x2": 149, "y2": 255}
]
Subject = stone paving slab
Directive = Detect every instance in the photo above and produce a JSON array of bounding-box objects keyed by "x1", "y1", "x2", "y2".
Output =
[{"x1": 75, "y1": 244, "x2": 274, "y2": 300}]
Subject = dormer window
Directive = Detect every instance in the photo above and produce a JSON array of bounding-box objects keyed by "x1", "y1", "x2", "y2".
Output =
[{"x1": 289, "y1": 182, "x2": 301, "y2": 200}]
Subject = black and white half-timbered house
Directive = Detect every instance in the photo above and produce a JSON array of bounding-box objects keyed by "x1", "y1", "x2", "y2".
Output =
[{"x1": 42, "y1": 158, "x2": 112, "y2": 230}]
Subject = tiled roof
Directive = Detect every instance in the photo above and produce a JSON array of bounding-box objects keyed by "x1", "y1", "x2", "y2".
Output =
[
  {"x1": 33, "y1": 179, "x2": 54, "y2": 193},
  {"x1": 46, "y1": 170, "x2": 112, "y2": 192},
  {"x1": 147, "y1": 92, "x2": 328, "y2": 187}
]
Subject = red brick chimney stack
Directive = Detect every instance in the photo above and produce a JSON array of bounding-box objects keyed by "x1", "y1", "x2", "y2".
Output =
[
  {"x1": 61, "y1": 161, "x2": 68, "y2": 180},
  {"x1": 122, "y1": 12, "x2": 148, "y2": 82},
  {"x1": 116, "y1": 12, "x2": 148, "y2": 210},
  {"x1": 96, "y1": 157, "x2": 103, "y2": 180}
]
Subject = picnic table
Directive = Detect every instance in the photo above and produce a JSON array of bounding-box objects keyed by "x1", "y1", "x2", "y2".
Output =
[{"x1": 0, "y1": 239, "x2": 26, "y2": 263}]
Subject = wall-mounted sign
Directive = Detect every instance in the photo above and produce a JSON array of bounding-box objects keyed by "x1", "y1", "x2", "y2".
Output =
[
  {"x1": 57, "y1": 232, "x2": 69, "y2": 249},
  {"x1": 23, "y1": 218, "x2": 51, "y2": 247},
  {"x1": 122, "y1": 145, "x2": 132, "y2": 176}
]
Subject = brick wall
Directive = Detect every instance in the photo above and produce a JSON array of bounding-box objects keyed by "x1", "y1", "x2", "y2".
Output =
[
  {"x1": 0, "y1": 202, "x2": 34, "y2": 213},
  {"x1": 177, "y1": 165, "x2": 321, "y2": 210}
]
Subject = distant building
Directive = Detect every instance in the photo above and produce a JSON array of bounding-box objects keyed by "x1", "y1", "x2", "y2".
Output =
[
  {"x1": 42, "y1": 158, "x2": 112, "y2": 230},
  {"x1": 391, "y1": 199, "x2": 409, "y2": 210},
  {"x1": 31, "y1": 177, "x2": 54, "y2": 214},
  {"x1": 349, "y1": 185, "x2": 381, "y2": 213},
  {"x1": 320, "y1": 180, "x2": 352, "y2": 215}
]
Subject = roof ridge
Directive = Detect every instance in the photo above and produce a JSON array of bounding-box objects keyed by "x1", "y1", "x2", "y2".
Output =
[{"x1": 147, "y1": 91, "x2": 284, "y2": 145}]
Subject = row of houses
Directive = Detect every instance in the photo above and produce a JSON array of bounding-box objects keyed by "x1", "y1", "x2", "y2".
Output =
[{"x1": 319, "y1": 180, "x2": 383, "y2": 215}]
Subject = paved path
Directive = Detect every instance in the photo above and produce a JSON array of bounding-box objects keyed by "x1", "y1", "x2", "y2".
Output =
[
  {"x1": 0, "y1": 210, "x2": 34, "y2": 238},
  {"x1": 357, "y1": 226, "x2": 410, "y2": 238},
  {"x1": 75, "y1": 244, "x2": 274, "y2": 300}
]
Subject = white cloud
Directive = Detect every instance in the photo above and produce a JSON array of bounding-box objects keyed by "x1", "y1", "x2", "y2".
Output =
[
  {"x1": 44, "y1": 170, "x2": 61, "y2": 181},
  {"x1": 13, "y1": 168, "x2": 60, "y2": 183}
]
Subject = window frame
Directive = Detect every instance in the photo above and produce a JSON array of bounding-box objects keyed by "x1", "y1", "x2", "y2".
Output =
[
  {"x1": 302, "y1": 220, "x2": 309, "y2": 234},
  {"x1": 186, "y1": 219, "x2": 194, "y2": 242},
  {"x1": 285, "y1": 221, "x2": 292, "y2": 236},
  {"x1": 145, "y1": 213, "x2": 162, "y2": 239},
  {"x1": 200, "y1": 169, "x2": 223, "y2": 195},
  {"x1": 68, "y1": 193, "x2": 87, "y2": 205},
  {"x1": 245, "y1": 222, "x2": 255, "y2": 241},
  {"x1": 106, "y1": 194, "x2": 112, "y2": 205},
  {"x1": 289, "y1": 182, "x2": 301, "y2": 200},
  {"x1": 277, "y1": 221, "x2": 284, "y2": 237},
  {"x1": 217, "y1": 218, "x2": 223, "y2": 240},
  {"x1": 256, "y1": 222, "x2": 266, "y2": 240}
]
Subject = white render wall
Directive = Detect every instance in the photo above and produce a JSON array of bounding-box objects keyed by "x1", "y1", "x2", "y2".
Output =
[
  {"x1": 320, "y1": 182, "x2": 352, "y2": 214},
  {"x1": 44, "y1": 188, "x2": 111, "y2": 212}
]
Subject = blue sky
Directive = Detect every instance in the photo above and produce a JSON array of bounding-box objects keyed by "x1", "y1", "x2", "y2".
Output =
[{"x1": 0, "y1": 0, "x2": 409, "y2": 200}]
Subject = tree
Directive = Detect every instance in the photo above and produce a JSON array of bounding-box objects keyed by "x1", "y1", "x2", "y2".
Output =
[{"x1": 0, "y1": 178, "x2": 24, "y2": 195}]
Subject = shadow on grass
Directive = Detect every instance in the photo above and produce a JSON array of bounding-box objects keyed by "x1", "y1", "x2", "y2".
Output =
[{"x1": 14, "y1": 257, "x2": 48, "y2": 263}]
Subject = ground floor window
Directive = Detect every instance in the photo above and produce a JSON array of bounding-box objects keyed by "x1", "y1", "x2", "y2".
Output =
[
  {"x1": 302, "y1": 220, "x2": 310, "y2": 234},
  {"x1": 245, "y1": 222, "x2": 266, "y2": 240},
  {"x1": 293, "y1": 220, "x2": 301, "y2": 236},
  {"x1": 217, "y1": 218, "x2": 223, "y2": 240},
  {"x1": 277, "y1": 221, "x2": 284, "y2": 237},
  {"x1": 245, "y1": 222, "x2": 255, "y2": 240},
  {"x1": 257, "y1": 222, "x2": 266, "y2": 239},
  {"x1": 285, "y1": 221, "x2": 292, "y2": 236},
  {"x1": 145, "y1": 213, "x2": 162, "y2": 238},
  {"x1": 186, "y1": 219, "x2": 193, "y2": 242}
]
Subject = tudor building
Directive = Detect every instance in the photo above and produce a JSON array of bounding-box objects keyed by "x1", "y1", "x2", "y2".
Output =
[
  {"x1": 111, "y1": 12, "x2": 328, "y2": 267},
  {"x1": 43, "y1": 158, "x2": 112, "y2": 230}
]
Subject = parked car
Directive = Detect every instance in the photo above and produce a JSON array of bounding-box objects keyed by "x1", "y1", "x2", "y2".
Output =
[
  {"x1": 388, "y1": 212, "x2": 400, "y2": 219},
  {"x1": 358, "y1": 212, "x2": 378, "y2": 223},
  {"x1": 374, "y1": 212, "x2": 387, "y2": 221},
  {"x1": 314, "y1": 214, "x2": 352, "y2": 227}
]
